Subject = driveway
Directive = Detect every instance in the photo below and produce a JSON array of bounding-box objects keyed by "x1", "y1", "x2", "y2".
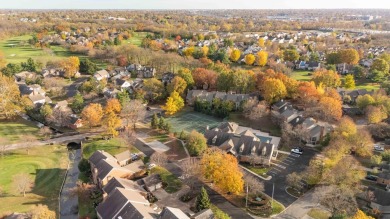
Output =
[
  {"x1": 262, "y1": 149, "x2": 317, "y2": 207},
  {"x1": 60, "y1": 149, "x2": 81, "y2": 219}
]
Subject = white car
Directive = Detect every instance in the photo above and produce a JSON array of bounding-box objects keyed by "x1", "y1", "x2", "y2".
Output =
[
  {"x1": 291, "y1": 147, "x2": 304, "y2": 155},
  {"x1": 147, "y1": 163, "x2": 156, "y2": 170},
  {"x1": 374, "y1": 144, "x2": 385, "y2": 151}
]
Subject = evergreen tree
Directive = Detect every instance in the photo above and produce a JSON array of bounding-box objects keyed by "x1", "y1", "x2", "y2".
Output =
[
  {"x1": 151, "y1": 113, "x2": 158, "y2": 129},
  {"x1": 195, "y1": 187, "x2": 211, "y2": 212},
  {"x1": 163, "y1": 121, "x2": 172, "y2": 133},
  {"x1": 158, "y1": 117, "x2": 166, "y2": 129},
  {"x1": 71, "y1": 93, "x2": 84, "y2": 113}
]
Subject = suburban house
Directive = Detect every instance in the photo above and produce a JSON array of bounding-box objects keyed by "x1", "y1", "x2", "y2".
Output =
[
  {"x1": 204, "y1": 122, "x2": 279, "y2": 166},
  {"x1": 186, "y1": 90, "x2": 251, "y2": 109},
  {"x1": 136, "y1": 66, "x2": 156, "y2": 78},
  {"x1": 161, "y1": 72, "x2": 176, "y2": 85},
  {"x1": 19, "y1": 84, "x2": 51, "y2": 106},
  {"x1": 377, "y1": 172, "x2": 390, "y2": 186},
  {"x1": 102, "y1": 177, "x2": 146, "y2": 199},
  {"x1": 307, "y1": 61, "x2": 321, "y2": 71},
  {"x1": 94, "y1": 70, "x2": 110, "y2": 81},
  {"x1": 88, "y1": 150, "x2": 142, "y2": 188},
  {"x1": 14, "y1": 71, "x2": 36, "y2": 82},
  {"x1": 103, "y1": 87, "x2": 120, "y2": 98},
  {"x1": 54, "y1": 100, "x2": 69, "y2": 111},
  {"x1": 68, "y1": 114, "x2": 83, "y2": 129},
  {"x1": 115, "y1": 78, "x2": 132, "y2": 91},
  {"x1": 159, "y1": 207, "x2": 190, "y2": 219},
  {"x1": 338, "y1": 88, "x2": 372, "y2": 103},
  {"x1": 96, "y1": 187, "x2": 158, "y2": 219},
  {"x1": 367, "y1": 187, "x2": 390, "y2": 217},
  {"x1": 190, "y1": 209, "x2": 214, "y2": 219},
  {"x1": 337, "y1": 63, "x2": 354, "y2": 74}
]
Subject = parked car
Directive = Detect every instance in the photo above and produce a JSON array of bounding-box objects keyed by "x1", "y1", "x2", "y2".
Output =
[
  {"x1": 365, "y1": 175, "x2": 378, "y2": 181},
  {"x1": 374, "y1": 144, "x2": 384, "y2": 151},
  {"x1": 291, "y1": 147, "x2": 304, "y2": 155}
]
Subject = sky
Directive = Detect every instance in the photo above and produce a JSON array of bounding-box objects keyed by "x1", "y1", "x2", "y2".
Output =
[{"x1": 1, "y1": 0, "x2": 390, "y2": 9}]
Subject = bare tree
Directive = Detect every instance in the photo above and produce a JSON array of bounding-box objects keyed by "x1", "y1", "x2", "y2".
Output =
[
  {"x1": 13, "y1": 173, "x2": 34, "y2": 197},
  {"x1": 316, "y1": 185, "x2": 357, "y2": 217},
  {"x1": 181, "y1": 157, "x2": 201, "y2": 190},
  {"x1": 244, "y1": 173, "x2": 264, "y2": 207},
  {"x1": 0, "y1": 137, "x2": 10, "y2": 158},
  {"x1": 24, "y1": 135, "x2": 37, "y2": 155},
  {"x1": 150, "y1": 152, "x2": 168, "y2": 166},
  {"x1": 30, "y1": 204, "x2": 56, "y2": 219},
  {"x1": 121, "y1": 99, "x2": 146, "y2": 131},
  {"x1": 286, "y1": 172, "x2": 303, "y2": 191},
  {"x1": 39, "y1": 126, "x2": 52, "y2": 140},
  {"x1": 47, "y1": 108, "x2": 71, "y2": 127},
  {"x1": 243, "y1": 99, "x2": 269, "y2": 120}
]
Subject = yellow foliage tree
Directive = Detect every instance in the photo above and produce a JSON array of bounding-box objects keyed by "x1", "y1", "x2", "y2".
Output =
[
  {"x1": 0, "y1": 73, "x2": 29, "y2": 119},
  {"x1": 244, "y1": 54, "x2": 256, "y2": 65},
  {"x1": 105, "y1": 98, "x2": 122, "y2": 114},
  {"x1": 257, "y1": 51, "x2": 268, "y2": 67},
  {"x1": 162, "y1": 91, "x2": 184, "y2": 115},
  {"x1": 60, "y1": 56, "x2": 80, "y2": 79},
  {"x1": 167, "y1": 76, "x2": 187, "y2": 95},
  {"x1": 81, "y1": 103, "x2": 104, "y2": 127},
  {"x1": 351, "y1": 209, "x2": 375, "y2": 219},
  {"x1": 103, "y1": 111, "x2": 121, "y2": 137},
  {"x1": 262, "y1": 78, "x2": 287, "y2": 103},
  {"x1": 258, "y1": 38, "x2": 265, "y2": 47},
  {"x1": 319, "y1": 96, "x2": 342, "y2": 121},
  {"x1": 201, "y1": 46, "x2": 209, "y2": 57},
  {"x1": 366, "y1": 105, "x2": 388, "y2": 124},
  {"x1": 183, "y1": 46, "x2": 195, "y2": 57},
  {"x1": 200, "y1": 148, "x2": 244, "y2": 194},
  {"x1": 230, "y1": 49, "x2": 241, "y2": 62}
]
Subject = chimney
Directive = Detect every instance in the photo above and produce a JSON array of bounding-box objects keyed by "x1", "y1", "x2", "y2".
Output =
[{"x1": 206, "y1": 125, "x2": 209, "y2": 130}]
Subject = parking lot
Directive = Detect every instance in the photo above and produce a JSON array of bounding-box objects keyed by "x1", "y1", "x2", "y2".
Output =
[{"x1": 262, "y1": 149, "x2": 317, "y2": 207}]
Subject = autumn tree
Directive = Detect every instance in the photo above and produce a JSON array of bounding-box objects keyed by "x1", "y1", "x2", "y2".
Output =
[
  {"x1": 103, "y1": 111, "x2": 121, "y2": 138},
  {"x1": 143, "y1": 78, "x2": 165, "y2": 102},
  {"x1": 356, "y1": 94, "x2": 375, "y2": 110},
  {"x1": 283, "y1": 49, "x2": 300, "y2": 62},
  {"x1": 319, "y1": 97, "x2": 342, "y2": 121},
  {"x1": 339, "y1": 48, "x2": 359, "y2": 65},
  {"x1": 30, "y1": 204, "x2": 56, "y2": 219},
  {"x1": 0, "y1": 73, "x2": 29, "y2": 119},
  {"x1": 258, "y1": 38, "x2": 265, "y2": 47},
  {"x1": 178, "y1": 68, "x2": 195, "y2": 89},
  {"x1": 13, "y1": 173, "x2": 34, "y2": 197},
  {"x1": 60, "y1": 56, "x2": 80, "y2": 79},
  {"x1": 366, "y1": 105, "x2": 387, "y2": 124},
  {"x1": 312, "y1": 69, "x2": 341, "y2": 88},
  {"x1": 167, "y1": 76, "x2": 187, "y2": 95},
  {"x1": 192, "y1": 68, "x2": 217, "y2": 90},
  {"x1": 244, "y1": 54, "x2": 256, "y2": 65},
  {"x1": 286, "y1": 172, "x2": 303, "y2": 191},
  {"x1": 0, "y1": 50, "x2": 6, "y2": 69},
  {"x1": 242, "y1": 99, "x2": 268, "y2": 120},
  {"x1": 262, "y1": 78, "x2": 287, "y2": 103},
  {"x1": 344, "y1": 74, "x2": 355, "y2": 89},
  {"x1": 351, "y1": 209, "x2": 375, "y2": 219},
  {"x1": 230, "y1": 49, "x2": 241, "y2": 62},
  {"x1": 257, "y1": 51, "x2": 268, "y2": 67},
  {"x1": 81, "y1": 103, "x2": 104, "y2": 127},
  {"x1": 121, "y1": 99, "x2": 146, "y2": 130},
  {"x1": 187, "y1": 130, "x2": 207, "y2": 156},
  {"x1": 105, "y1": 98, "x2": 121, "y2": 114},
  {"x1": 316, "y1": 185, "x2": 357, "y2": 217},
  {"x1": 371, "y1": 58, "x2": 389, "y2": 74},
  {"x1": 201, "y1": 148, "x2": 244, "y2": 194},
  {"x1": 162, "y1": 91, "x2": 184, "y2": 115}
]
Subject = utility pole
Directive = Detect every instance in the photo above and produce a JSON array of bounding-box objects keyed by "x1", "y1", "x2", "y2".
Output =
[
  {"x1": 245, "y1": 182, "x2": 249, "y2": 208},
  {"x1": 271, "y1": 182, "x2": 275, "y2": 210}
]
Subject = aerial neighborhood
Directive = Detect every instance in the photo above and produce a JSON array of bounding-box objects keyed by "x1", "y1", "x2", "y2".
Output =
[{"x1": 1, "y1": 5, "x2": 390, "y2": 219}]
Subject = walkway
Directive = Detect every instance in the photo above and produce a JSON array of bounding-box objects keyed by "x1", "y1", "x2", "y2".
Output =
[{"x1": 60, "y1": 149, "x2": 81, "y2": 219}]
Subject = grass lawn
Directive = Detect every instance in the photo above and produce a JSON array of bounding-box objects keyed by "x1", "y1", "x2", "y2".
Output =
[
  {"x1": 124, "y1": 32, "x2": 149, "y2": 47},
  {"x1": 291, "y1": 70, "x2": 312, "y2": 81},
  {"x1": 210, "y1": 204, "x2": 231, "y2": 219},
  {"x1": 0, "y1": 145, "x2": 68, "y2": 215},
  {"x1": 0, "y1": 118, "x2": 41, "y2": 143},
  {"x1": 241, "y1": 163, "x2": 270, "y2": 176},
  {"x1": 271, "y1": 200, "x2": 285, "y2": 215},
  {"x1": 0, "y1": 35, "x2": 107, "y2": 69},
  {"x1": 82, "y1": 137, "x2": 139, "y2": 159},
  {"x1": 307, "y1": 208, "x2": 331, "y2": 219},
  {"x1": 144, "y1": 133, "x2": 171, "y2": 143},
  {"x1": 150, "y1": 166, "x2": 182, "y2": 194}
]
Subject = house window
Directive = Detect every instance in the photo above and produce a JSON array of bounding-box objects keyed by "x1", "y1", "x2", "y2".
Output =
[
  {"x1": 311, "y1": 137, "x2": 317, "y2": 144},
  {"x1": 212, "y1": 136, "x2": 217, "y2": 145}
]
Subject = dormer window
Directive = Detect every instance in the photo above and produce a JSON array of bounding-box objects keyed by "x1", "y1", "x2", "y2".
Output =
[
  {"x1": 239, "y1": 144, "x2": 244, "y2": 153},
  {"x1": 212, "y1": 136, "x2": 217, "y2": 145},
  {"x1": 251, "y1": 146, "x2": 256, "y2": 154},
  {"x1": 262, "y1": 147, "x2": 267, "y2": 156}
]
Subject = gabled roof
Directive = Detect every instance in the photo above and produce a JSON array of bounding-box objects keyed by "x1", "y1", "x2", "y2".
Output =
[
  {"x1": 29, "y1": 94, "x2": 46, "y2": 103},
  {"x1": 273, "y1": 99, "x2": 289, "y2": 109},
  {"x1": 160, "y1": 207, "x2": 190, "y2": 219},
  {"x1": 289, "y1": 116, "x2": 304, "y2": 127},
  {"x1": 88, "y1": 150, "x2": 116, "y2": 167},
  {"x1": 142, "y1": 174, "x2": 162, "y2": 188},
  {"x1": 103, "y1": 177, "x2": 145, "y2": 195},
  {"x1": 96, "y1": 188, "x2": 154, "y2": 219}
]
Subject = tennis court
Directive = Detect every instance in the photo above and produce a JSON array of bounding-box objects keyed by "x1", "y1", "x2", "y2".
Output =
[{"x1": 166, "y1": 109, "x2": 222, "y2": 133}]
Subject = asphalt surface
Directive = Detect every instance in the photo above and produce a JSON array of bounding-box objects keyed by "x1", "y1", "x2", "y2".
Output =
[
  {"x1": 60, "y1": 149, "x2": 81, "y2": 219},
  {"x1": 65, "y1": 76, "x2": 89, "y2": 98},
  {"x1": 262, "y1": 149, "x2": 317, "y2": 207}
]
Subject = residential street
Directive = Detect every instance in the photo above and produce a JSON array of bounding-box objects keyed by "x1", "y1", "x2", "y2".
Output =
[{"x1": 275, "y1": 189, "x2": 321, "y2": 219}]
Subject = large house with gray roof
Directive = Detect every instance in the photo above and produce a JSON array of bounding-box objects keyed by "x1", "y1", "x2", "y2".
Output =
[{"x1": 204, "y1": 122, "x2": 278, "y2": 165}]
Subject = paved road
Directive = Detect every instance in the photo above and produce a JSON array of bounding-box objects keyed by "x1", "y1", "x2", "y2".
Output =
[
  {"x1": 60, "y1": 149, "x2": 81, "y2": 219},
  {"x1": 4, "y1": 133, "x2": 96, "y2": 151},
  {"x1": 275, "y1": 189, "x2": 321, "y2": 219},
  {"x1": 262, "y1": 149, "x2": 317, "y2": 207}
]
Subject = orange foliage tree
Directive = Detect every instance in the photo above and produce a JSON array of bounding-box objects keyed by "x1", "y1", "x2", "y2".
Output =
[
  {"x1": 81, "y1": 103, "x2": 104, "y2": 127},
  {"x1": 105, "y1": 98, "x2": 122, "y2": 114}
]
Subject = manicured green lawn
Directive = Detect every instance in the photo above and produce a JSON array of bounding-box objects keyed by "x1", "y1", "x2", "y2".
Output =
[
  {"x1": 211, "y1": 204, "x2": 231, "y2": 219},
  {"x1": 307, "y1": 208, "x2": 331, "y2": 219},
  {"x1": 271, "y1": 200, "x2": 285, "y2": 215},
  {"x1": 291, "y1": 70, "x2": 312, "y2": 81},
  {"x1": 0, "y1": 119, "x2": 41, "y2": 143},
  {"x1": 144, "y1": 134, "x2": 171, "y2": 143},
  {"x1": 150, "y1": 166, "x2": 182, "y2": 193},
  {"x1": 0, "y1": 145, "x2": 68, "y2": 214},
  {"x1": 82, "y1": 137, "x2": 139, "y2": 159},
  {"x1": 241, "y1": 163, "x2": 270, "y2": 176},
  {"x1": 124, "y1": 32, "x2": 149, "y2": 47}
]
